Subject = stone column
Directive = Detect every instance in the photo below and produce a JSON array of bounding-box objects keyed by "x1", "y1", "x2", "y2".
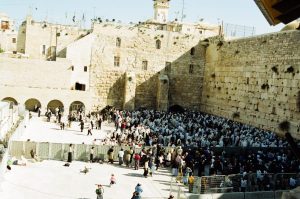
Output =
[
  {"x1": 123, "y1": 72, "x2": 136, "y2": 110},
  {"x1": 156, "y1": 75, "x2": 169, "y2": 111}
]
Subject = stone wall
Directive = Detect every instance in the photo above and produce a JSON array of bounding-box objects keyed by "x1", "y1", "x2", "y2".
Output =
[
  {"x1": 0, "y1": 57, "x2": 92, "y2": 113},
  {"x1": 0, "y1": 57, "x2": 72, "y2": 89},
  {"x1": 90, "y1": 23, "x2": 206, "y2": 110},
  {"x1": 17, "y1": 16, "x2": 88, "y2": 59},
  {"x1": 201, "y1": 30, "x2": 300, "y2": 138}
]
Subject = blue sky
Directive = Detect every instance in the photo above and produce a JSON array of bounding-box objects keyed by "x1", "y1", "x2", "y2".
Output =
[{"x1": 1, "y1": 0, "x2": 284, "y2": 35}]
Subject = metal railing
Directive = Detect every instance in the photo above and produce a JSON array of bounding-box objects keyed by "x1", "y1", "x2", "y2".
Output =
[
  {"x1": 169, "y1": 176, "x2": 188, "y2": 199},
  {"x1": 192, "y1": 173, "x2": 298, "y2": 194}
]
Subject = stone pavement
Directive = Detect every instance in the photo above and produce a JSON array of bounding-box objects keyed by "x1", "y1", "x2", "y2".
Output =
[
  {"x1": 0, "y1": 116, "x2": 174, "y2": 199},
  {"x1": 15, "y1": 116, "x2": 113, "y2": 144},
  {"x1": 1, "y1": 160, "x2": 172, "y2": 199}
]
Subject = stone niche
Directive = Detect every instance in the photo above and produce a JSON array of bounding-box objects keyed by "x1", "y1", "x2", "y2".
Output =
[
  {"x1": 156, "y1": 74, "x2": 169, "y2": 111},
  {"x1": 123, "y1": 72, "x2": 136, "y2": 110}
]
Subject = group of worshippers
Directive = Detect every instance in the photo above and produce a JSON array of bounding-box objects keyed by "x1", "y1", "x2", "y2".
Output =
[
  {"x1": 100, "y1": 107, "x2": 300, "y2": 192},
  {"x1": 105, "y1": 108, "x2": 289, "y2": 148}
]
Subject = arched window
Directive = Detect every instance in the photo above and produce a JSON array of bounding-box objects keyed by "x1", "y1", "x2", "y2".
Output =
[
  {"x1": 156, "y1": 39, "x2": 161, "y2": 49},
  {"x1": 116, "y1": 37, "x2": 121, "y2": 47},
  {"x1": 190, "y1": 47, "x2": 195, "y2": 56}
]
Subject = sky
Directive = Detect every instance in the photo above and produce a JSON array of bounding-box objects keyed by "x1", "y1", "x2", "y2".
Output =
[{"x1": 0, "y1": 0, "x2": 284, "y2": 35}]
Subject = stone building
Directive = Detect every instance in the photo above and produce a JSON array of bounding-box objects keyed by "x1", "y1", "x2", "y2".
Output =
[
  {"x1": 0, "y1": 13, "x2": 17, "y2": 53},
  {"x1": 1, "y1": 0, "x2": 300, "y2": 138},
  {"x1": 17, "y1": 15, "x2": 90, "y2": 60}
]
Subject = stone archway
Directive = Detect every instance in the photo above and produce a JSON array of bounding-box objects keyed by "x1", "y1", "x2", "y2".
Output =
[
  {"x1": 25, "y1": 98, "x2": 41, "y2": 112},
  {"x1": 47, "y1": 100, "x2": 64, "y2": 114},
  {"x1": 69, "y1": 101, "x2": 85, "y2": 114},
  {"x1": 2, "y1": 97, "x2": 18, "y2": 105}
]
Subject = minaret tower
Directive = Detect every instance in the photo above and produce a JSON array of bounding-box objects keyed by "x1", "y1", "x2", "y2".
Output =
[{"x1": 153, "y1": 0, "x2": 170, "y2": 23}]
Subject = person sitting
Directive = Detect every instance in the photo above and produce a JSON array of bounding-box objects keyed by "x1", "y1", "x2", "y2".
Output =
[
  {"x1": 30, "y1": 149, "x2": 40, "y2": 162},
  {"x1": 80, "y1": 166, "x2": 91, "y2": 174},
  {"x1": 110, "y1": 174, "x2": 116, "y2": 186},
  {"x1": 8, "y1": 156, "x2": 27, "y2": 166}
]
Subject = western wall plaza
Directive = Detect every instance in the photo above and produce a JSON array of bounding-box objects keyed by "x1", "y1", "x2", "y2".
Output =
[{"x1": 0, "y1": 0, "x2": 300, "y2": 199}]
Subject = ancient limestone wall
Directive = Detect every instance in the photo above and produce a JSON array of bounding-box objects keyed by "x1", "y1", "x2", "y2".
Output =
[
  {"x1": 201, "y1": 30, "x2": 300, "y2": 138},
  {"x1": 90, "y1": 23, "x2": 206, "y2": 110},
  {"x1": 168, "y1": 43, "x2": 206, "y2": 110}
]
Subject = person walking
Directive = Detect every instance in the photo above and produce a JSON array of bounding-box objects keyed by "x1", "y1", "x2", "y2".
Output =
[
  {"x1": 107, "y1": 147, "x2": 114, "y2": 164},
  {"x1": 118, "y1": 148, "x2": 124, "y2": 165},
  {"x1": 135, "y1": 183, "x2": 143, "y2": 196},
  {"x1": 134, "y1": 153, "x2": 141, "y2": 170},
  {"x1": 80, "y1": 120, "x2": 84, "y2": 132},
  {"x1": 143, "y1": 159, "x2": 149, "y2": 178},
  {"x1": 87, "y1": 127, "x2": 93, "y2": 136},
  {"x1": 68, "y1": 144, "x2": 73, "y2": 163},
  {"x1": 95, "y1": 184, "x2": 104, "y2": 199},
  {"x1": 90, "y1": 147, "x2": 95, "y2": 163},
  {"x1": 98, "y1": 117, "x2": 102, "y2": 130}
]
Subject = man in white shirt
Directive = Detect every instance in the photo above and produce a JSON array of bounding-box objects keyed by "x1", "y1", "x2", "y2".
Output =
[{"x1": 118, "y1": 149, "x2": 124, "y2": 165}]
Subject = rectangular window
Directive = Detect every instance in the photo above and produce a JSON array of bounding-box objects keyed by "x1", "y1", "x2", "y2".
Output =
[
  {"x1": 12, "y1": 38, "x2": 16, "y2": 43},
  {"x1": 84, "y1": 66, "x2": 87, "y2": 72},
  {"x1": 189, "y1": 64, "x2": 194, "y2": 74},
  {"x1": 114, "y1": 56, "x2": 120, "y2": 67},
  {"x1": 165, "y1": 62, "x2": 171, "y2": 72},
  {"x1": 142, "y1": 61, "x2": 148, "y2": 70},
  {"x1": 75, "y1": 83, "x2": 86, "y2": 91},
  {"x1": 42, "y1": 45, "x2": 46, "y2": 55}
]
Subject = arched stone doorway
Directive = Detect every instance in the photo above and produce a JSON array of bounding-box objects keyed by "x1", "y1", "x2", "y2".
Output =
[
  {"x1": 25, "y1": 98, "x2": 41, "y2": 112},
  {"x1": 2, "y1": 97, "x2": 18, "y2": 108},
  {"x1": 47, "y1": 100, "x2": 64, "y2": 114},
  {"x1": 2, "y1": 97, "x2": 18, "y2": 105},
  {"x1": 69, "y1": 101, "x2": 85, "y2": 114}
]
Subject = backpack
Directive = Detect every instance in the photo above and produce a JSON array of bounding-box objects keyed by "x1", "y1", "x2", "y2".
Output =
[{"x1": 96, "y1": 188, "x2": 102, "y2": 195}]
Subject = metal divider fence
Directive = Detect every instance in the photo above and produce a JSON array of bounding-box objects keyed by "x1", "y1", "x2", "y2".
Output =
[
  {"x1": 199, "y1": 175, "x2": 226, "y2": 193},
  {"x1": 274, "y1": 173, "x2": 298, "y2": 191},
  {"x1": 192, "y1": 173, "x2": 298, "y2": 195},
  {"x1": 169, "y1": 176, "x2": 187, "y2": 199},
  {"x1": 9, "y1": 141, "x2": 150, "y2": 162}
]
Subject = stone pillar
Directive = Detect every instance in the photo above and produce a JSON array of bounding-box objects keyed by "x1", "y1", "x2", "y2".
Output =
[
  {"x1": 156, "y1": 75, "x2": 169, "y2": 111},
  {"x1": 123, "y1": 72, "x2": 136, "y2": 110}
]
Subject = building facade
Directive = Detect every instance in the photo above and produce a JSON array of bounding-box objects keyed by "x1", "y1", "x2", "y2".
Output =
[
  {"x1": 0, "y1": 1, "x2": 299, "y2": 138},
  {"x1": 0, "y1": 13, "x2": 17, "y2": 53}
]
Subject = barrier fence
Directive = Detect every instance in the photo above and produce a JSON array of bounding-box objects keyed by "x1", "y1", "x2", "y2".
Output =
[
  {"x1": 169, "y1": 173, "x2": 295, "y2": 199},
  {"x1": 9, "y1": 141, "x2": 144, "y2": 162},
  {"x1": 186, "y1": 173, "x2": 297, "y2": 195}
]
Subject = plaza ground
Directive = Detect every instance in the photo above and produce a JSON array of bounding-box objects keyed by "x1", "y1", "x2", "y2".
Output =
[
  {"x1": 1, "y1": 160, "x2": 172, "y2": 199},
  {"x1": 15, "y1": 115, "x2": 113, "y2": 144},
  {"x1": 0, "y1": 115, "x2": 175, "y2": 199}
]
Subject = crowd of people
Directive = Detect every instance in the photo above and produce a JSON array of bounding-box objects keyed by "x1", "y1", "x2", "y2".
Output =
[
  {"x1": 44, "y1": 106, "x2": 300, "y2": 194},
  {"x1": 102, "y1": 108, "x2": 300, "y2": 193},
  {"x1": 107, "y1": 108, "x2": 290, "y2": 148}
]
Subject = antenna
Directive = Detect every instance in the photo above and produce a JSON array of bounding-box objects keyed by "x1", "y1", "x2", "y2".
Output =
[
  {"x1": 181, "y1": 0, "x2": 185, "y2": 22},
  {"x1": 174, "y1": 11, "x2": 179, "y2": 20}
]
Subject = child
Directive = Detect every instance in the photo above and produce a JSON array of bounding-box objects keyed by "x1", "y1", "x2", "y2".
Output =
[{"x1": 110, "y1": 174, "x2": 116, "y2": 186}]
